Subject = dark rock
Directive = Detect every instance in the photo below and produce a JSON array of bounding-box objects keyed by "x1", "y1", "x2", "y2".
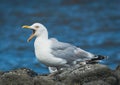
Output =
[
  {"x1": 105, "y1": 77, "x2": 117, "y2": 85},
  {"x1": 55, "y1": 64, "x2": 115, "y2": 85},
  {"x1": 33, "y1": 76, "x2": 64, "y2": 85},
  {"x1": 11, "y1": 68, "x2": 38, "y2": 77},
  {"x1": 83, "y1": 80, "x2": 110, "y2": 85},
  {"x1": 116, "y1": 65, "x2": 120, "y2": 71},
  {"x1": 33, "y1": 76, "x2": 55, "y2": 85},
  {"x1": 114, "y1": 65, "x2": 120, "y2": 85},
  {"x1": 0, "y1": 64, "x2": 119, "y2": 85},
  {"x1": 0, "y1": 72, "x2": 33, "y2": 85},
  {"x1": 0, "y1": 68, "x2": 36, "y2": 85},
  {"x1": 0, "y1": 71, "x2": 4, "y2": 76}
]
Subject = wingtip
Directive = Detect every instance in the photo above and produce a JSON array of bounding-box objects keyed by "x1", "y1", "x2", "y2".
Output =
[
  {"x1": 86, "y1": 55, "x2": 108, "y2": 64},
  {"x1": 97, "y1": 55, "x2": 109, "y2": 60}
]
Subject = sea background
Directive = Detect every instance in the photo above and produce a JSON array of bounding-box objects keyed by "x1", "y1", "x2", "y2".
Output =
[{"x1": 0, "y1": 0, "x2": 120, "y2": 73}]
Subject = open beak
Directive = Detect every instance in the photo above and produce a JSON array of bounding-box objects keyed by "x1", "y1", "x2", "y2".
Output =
[{"x1": 22, "y1": 25, "x2": 35, "y2": 42}]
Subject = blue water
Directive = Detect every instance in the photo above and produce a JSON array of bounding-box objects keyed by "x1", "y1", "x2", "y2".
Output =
[{"x1": 0, "y1": 0, "x2": 120, "y2": 73}]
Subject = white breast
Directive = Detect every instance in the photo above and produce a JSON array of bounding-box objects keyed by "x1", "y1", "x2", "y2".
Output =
[{"x1": 34, "y1": 37, "x2": 67, "y2": 66}]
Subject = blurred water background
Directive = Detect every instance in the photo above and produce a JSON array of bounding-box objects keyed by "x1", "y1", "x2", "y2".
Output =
[{"x1": 0, "y1": 0, "x2": 120, "y2": 73}]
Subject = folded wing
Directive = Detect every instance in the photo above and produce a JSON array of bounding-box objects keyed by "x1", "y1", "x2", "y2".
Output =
[{"x1": 50, "y1": 38, "x2": 95, "y2": 65}]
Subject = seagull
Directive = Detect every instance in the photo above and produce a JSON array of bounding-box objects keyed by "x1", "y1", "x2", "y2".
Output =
[{"x1": 22, "y1": 23, "x2": 107, "y2": 73}]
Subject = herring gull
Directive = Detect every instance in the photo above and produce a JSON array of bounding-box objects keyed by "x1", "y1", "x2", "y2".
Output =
[{"x1": 22, "y1": 23, "x2": 107, "y2": 73}]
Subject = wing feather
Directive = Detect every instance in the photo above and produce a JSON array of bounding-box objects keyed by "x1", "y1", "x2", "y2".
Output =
[{"x1": 50, "y1": 38, "x2": 95, "y2": 64}]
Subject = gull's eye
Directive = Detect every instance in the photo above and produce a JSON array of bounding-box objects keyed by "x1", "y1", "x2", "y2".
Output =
[{"x1": 35, "y1": 26, "x2": 39, "y2": 28}]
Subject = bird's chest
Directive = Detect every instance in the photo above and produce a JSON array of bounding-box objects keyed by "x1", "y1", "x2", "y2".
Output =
[
  {"x1": 34, "y1": 39, "x2": 67, "y2": 66},
  {"x1": 34, "y1": 39, "x2": 52, "y2": 62}
]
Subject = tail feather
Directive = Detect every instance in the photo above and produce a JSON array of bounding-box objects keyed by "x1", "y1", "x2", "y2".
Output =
[
  {"x1": 86, "y1": 55, "x2": 108, "y2": 64},
  {"x1": 91, "y1": 55, "x2": 108, "y2": 61}
]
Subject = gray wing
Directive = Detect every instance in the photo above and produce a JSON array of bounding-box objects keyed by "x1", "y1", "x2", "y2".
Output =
[{"x1": 50, "y1": 38, "x2": 95, "y2": 64}]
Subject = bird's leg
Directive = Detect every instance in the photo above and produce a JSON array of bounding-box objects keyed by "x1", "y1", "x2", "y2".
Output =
[
  {"x1": 48, "y1": 67, "x2": 57, "y2": 77},
  {"x1": 48, "y1": 67, "x2": 58, "y2": 77},
  {"x1": 48, "y1": 67, "x2": 62, "y2": 78},
  {"x1": 48, "y1": 67, "x2": 58, "y2": 73}
]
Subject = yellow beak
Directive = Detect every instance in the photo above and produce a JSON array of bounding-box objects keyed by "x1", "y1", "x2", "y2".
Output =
[
  {"x1": 22, "y1": 25, "x2": 35, "y2": 42},
  {"x1": 22, "y1": 25, "x2": 31, "y2": 29}
]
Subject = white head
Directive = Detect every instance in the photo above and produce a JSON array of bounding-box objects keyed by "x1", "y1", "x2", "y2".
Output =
[{"x1": 22, "y1": 23, "x2": 48, "y2": 42}]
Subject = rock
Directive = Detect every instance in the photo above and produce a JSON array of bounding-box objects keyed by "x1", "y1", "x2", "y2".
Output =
[
  {"x1": 54, "y1": 64, "x2": 116, "y2": 85},
  {"x1": 114, "y1": 65, "x2": 120, "y2": 85},
  {"x1": 0, "y1": 64, "x2": 119, "y2": 85},
  {"x1": 33, "y1": 76, "x2": 65, "y2": 85},
  {"x1": 83, "y1": 80, "x2": 110, "y2": 85},
  {"x1": 0, "y1": 68, "x2": 35, "y2": 85},
  {"x1": 0, "y1": 73, "x2": 33, "y2": 85}
]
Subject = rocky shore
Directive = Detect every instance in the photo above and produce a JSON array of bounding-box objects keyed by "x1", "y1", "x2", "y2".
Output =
[{"x1": 0, "y1": 64, "x2": 120, "y2": 85}]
